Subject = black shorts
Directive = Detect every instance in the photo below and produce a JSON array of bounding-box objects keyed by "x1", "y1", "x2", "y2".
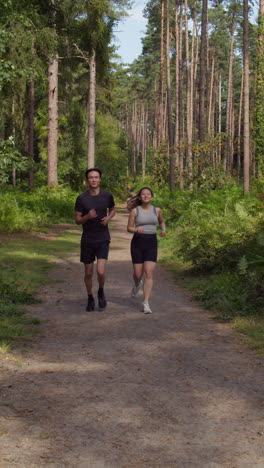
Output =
[
  {"x1": 80, "y1": 240, "x2": 110, "y2": 264},
  {"x1": 131, "y1": 233, "x2": 157, "y2": 264}
]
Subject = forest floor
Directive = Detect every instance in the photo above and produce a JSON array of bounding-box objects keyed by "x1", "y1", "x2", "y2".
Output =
[{"x1": 0, "y1": 207, "x2": 264, "y2": 468}]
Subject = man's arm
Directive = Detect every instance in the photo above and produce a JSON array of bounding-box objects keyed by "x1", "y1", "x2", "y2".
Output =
[
  {"x1": 100, "y1": 206, "x2": 116, "y2": 226},
  {"x1": 75, "y1": 209, "x2": 97, "y2": 225}
]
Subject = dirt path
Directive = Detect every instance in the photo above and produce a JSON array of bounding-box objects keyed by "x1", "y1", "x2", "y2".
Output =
[{"x1": 0, "y1": 208, "x2": 264, "y2": 468}]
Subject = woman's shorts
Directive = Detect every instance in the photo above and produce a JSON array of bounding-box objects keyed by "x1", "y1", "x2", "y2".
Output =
[
  {"x1": 81, "y1": 240, "x2": 110, "y2": 264},
  {"x1": 130, "y1": 233, "x2": 157, "y2": 264}
]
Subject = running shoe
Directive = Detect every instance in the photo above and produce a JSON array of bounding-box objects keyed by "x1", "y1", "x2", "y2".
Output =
[
  {"x1": 98, "y1": 288, "x2": 107, "y2": 310},
  {"x1": 141, "y1": 301, "x2": 152, "y2": 314},
  {"x1": 86, "y1": 294, "x2": 95, "y2": 312},
  {"x1": 131, "y1": 278, "x2": 143, "y2": 297}
]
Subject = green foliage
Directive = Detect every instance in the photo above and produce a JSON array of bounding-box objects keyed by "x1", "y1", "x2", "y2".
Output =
[
  {"x1": 157, "y1": 182, "x2": 264, "y2": 318},
  {"x1": 0, "y1": 137, "x2": 33, "y2": 184},
  {"x1": 0, "y1": 186, "x2": 77, "y2": 232},
  {"x1": 95, "y1": 111, "x2": 128, "y2": 197}
]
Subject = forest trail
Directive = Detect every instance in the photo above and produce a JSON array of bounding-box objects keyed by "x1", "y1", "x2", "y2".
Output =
[{"x1": 0, "y1": 207, "x2": 264, "y2": 468}]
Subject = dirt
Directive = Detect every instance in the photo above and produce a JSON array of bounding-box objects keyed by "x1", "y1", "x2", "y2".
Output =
[{"x1": 0, "y1": 208, "x2": 264, "y2": 468}]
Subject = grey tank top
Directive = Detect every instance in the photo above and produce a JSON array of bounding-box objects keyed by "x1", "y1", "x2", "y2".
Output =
[{"x1": 135, "y1": 205, "x2": 158, "y2": 234}]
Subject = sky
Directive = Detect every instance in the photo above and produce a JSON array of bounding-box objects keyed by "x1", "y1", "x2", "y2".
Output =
[
  {"x1": 113, "y1": 1, "x2": 147, "y2": 64},
  {"x1": 112, "y1": 0, "x2": 258, "y2": 64}
]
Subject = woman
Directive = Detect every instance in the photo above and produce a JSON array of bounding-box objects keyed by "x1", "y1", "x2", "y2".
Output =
[{"x1": 127, "y1": 187, "x2": 166, "y2": 314}]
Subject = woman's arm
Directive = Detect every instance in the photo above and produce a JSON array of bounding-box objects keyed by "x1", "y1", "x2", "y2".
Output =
[
  {"x1": 127, "y1": 209, "x2": 138, "y2": 233},
  {"x1": 157, "y1": 208, "x2": 166, "y2": 237}
]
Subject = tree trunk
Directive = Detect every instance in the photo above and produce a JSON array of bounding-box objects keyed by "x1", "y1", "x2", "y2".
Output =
[
  {"x1": 166, "y1": 0, "x2": 175, "y2": 191},
  {"x1": 87, "y1": 49, "x2": 96, "y2": 168},
  {"x1": 225, "y1": 14, "x2": 235, "y2": 172},
  {"x1": 208, "y1": 55, "x2": 214, "y2": 135},
  {"x1": 199, "y1": 0, "x2": 208, "y2": 142},
  {"x1": 185, "y1": 0, "x2": 193, "y2": 189},
  {"x1": 256, "y1": 0, "x2": 264, "y2": 177},
  {"x1": 178, "y1": 5, "x2": 184, "y2": 190},
  {"x1": 28, "y1": 78, "x2": 35, "y2": 189},
  {"x1": 47, "y1": 55, "x2": 58, "y2": 186},
  {"x1": 237, "y1": 72, "x2": 244, "y2": 180},
  {"x1": 174, "y1": 1, "x2": 179, "y2": 161},
  {"x1": 243, "y1": 0, "x2": 250, "y2": 192},
  {"x1": 158, "y1": 0, "x2": 165, "y2": 147}
]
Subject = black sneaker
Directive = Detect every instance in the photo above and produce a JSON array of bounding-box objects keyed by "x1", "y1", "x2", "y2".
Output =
[
  {"x1": 98, "y1": 288, "x2": 107, "y2": 310},
  {"x1": 86, "y1": 295, "x2": 95, "y2": 312}
]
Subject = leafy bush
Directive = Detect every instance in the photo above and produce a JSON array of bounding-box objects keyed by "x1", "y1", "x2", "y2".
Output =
[{"x1": 0, "y1": 186, "x2": 77, "y2": 232}]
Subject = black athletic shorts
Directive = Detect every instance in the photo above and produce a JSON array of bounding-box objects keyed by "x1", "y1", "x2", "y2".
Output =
[
  {"x1": 131, "y1": 233, "x2": 157, "y2": 264},
  {"x1": 80, "y1": 240, "x2": 110, "y2": 264}
]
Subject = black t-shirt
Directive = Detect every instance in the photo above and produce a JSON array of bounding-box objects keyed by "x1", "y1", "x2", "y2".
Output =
[{"x1": 75, "y1": 190, "x2": 115, "y2": 243}]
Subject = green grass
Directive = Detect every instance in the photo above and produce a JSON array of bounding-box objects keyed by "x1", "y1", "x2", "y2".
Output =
[
  {"x1": 0, "y1": 226, "x2": 80, "y2": 351},
  {"x1": 233, "y1": 317, "x2": 264, "y2": 354},
  {"x1": 159, "y1": 246, "x2": 264, "y2": 354}
]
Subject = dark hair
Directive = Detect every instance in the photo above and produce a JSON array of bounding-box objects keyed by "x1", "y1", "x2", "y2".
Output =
[
  {"x1": 85, "y1": 168, "x2": 102, "y2": 179},
  {"x1": 127, "y1": 187, "x2": 154, "y2": 211}
]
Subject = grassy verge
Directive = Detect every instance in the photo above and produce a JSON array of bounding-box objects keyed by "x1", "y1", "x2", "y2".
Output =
[
  {"x1": 159, "y1": 246, "x2": 264, "y2": 355},
  {"x1": 0, "y1": 226, "x2": 80, "y2": 353}
]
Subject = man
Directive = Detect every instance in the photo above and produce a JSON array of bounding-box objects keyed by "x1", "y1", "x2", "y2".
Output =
[{"x1": 75, "y1": 168, "x2": 115, "y2": 311}]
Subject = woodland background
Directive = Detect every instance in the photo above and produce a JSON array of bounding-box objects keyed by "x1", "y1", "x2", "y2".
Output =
[{"x1": 0, "y1": 0, "x2": 263, "y2": 346}]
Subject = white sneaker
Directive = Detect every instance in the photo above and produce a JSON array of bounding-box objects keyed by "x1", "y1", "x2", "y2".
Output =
[
  {"x1": 131, "y1": 279, "x2": 143, "y2": 297},
  {"x1": 141, "y1": 301, "x2": 152, "y2": 314}
]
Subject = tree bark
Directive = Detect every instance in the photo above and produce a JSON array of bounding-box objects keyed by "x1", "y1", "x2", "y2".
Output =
[
  {"x1": 256, "y1": 0, "x2": 264, "y2": 177},
  {"x1": 243, "y1": 0, "x2": 250, "y2": 192},
  {"x1": 87, "y1": 49, "x2": 96, "y2": 169},
  {"x1": 157, "y1": 0, "x2": 165, "y2": 147},
  {"x1": 199, "y1": 0, "x2": 208, "y2": 142},
  {"x1": 166, "y1": 0, "x2": 175, "y2": 191},
  {"x1": 47, "y1": 54, "x2": 58, "y2": 186},
  {"x1": 225, "y1": 13, "x2": 235, "y2": 172},
  {"x1": 28, "y1": 78, "x2": 35, "y2": 188}
]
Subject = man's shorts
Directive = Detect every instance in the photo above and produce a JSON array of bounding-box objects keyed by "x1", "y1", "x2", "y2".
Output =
[
  {"x1": 130, "y1": 233, "x2": 157, "y2": 264},
  {"x1": 80, "y1": 240, "x2": 110, "y2": 264}
]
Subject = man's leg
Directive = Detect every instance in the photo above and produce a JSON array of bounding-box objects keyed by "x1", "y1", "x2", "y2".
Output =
[
  {"x1": 97, "y1": 258, "x2": 107, "y2": 309},
  {"x1": 84, "y1": 263, "x2": 95, "y2": 311},
  {"x1": 84, "y1": 263, "x2": 94, "y2": 294}
]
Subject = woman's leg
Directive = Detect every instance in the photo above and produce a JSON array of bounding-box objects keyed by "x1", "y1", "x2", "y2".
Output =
[
  {"x1": 143, "y1": 261, "x2": 156, "y2": 303},
  {"x1": 133, "y1": 263, "x2": 144, "y2": 285}
]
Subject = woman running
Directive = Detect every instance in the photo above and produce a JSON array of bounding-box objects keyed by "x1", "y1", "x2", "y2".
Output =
[{"x1": 127, "y1": 187, "x2": 166, "y2": 314}]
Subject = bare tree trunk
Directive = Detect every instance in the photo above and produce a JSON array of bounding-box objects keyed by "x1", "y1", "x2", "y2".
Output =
[
  {"x1": 28, "y1": 78, "x2": 35, "y2": 188},
  {"x1": 199, "y1": 0, "x2": 208, "y2": 142},
  {"x1": 131, "y1": 100, "x2": 137, "y2": 179},
  {"x1": 174, "y1": 1, "x2": 179, "y2": 163},
  {"x1": 166, "y1": 0, "x2": 175, "y2": 191},
  {"x1": 208, "y1": 55, "x2": 214, "y2": 135},
  {"x1": 243, "y1": 0, "x2": 250, "y2": 192},
  {"x1": 237, "y1": 72, "x2": 244, "y2": 180},
  {"x1": 142, "y1": 106, "x2": 148, "y2": 181},
  {"x1": 178, "y1": 6, "x2": 184, "y2": 190},
  {"x1": 185, "y1": 0, "x2": 193, "y2": 189},
  {"x1": 87, "y1": 49, "x2": 96, "y2": 168},
  {"x1": 225, "y1": 14, "x2": 235, "y2": 172},
  {"x1": 157, "y1": 0, "x2": 165, "y2": 146},
  {"x1": 256, "y1": 0, "x2": 264, "y2": 177},
  {"x1": 47, "y1": 54, "x2": 58, "y2": 186},
  {"x1": 218, "y1": 74, "x2": 222, "y2": 165}
]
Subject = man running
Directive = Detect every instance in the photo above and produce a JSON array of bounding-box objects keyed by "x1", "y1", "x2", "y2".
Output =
[{"x1": 75, "y1": 168, "x2": 115, "y2": 311}]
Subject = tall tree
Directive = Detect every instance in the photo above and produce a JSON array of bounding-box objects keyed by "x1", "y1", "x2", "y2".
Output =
[
  {"x1": 166, "y1": 0, "x2": 175, "y2": 190},
  {"x1": 256, "y1": 0, "x2": 264, "y2": 177},
  {"x1": 199, "y1": 0, "x2": 208, "y2": 142},
  {"x1": 243, "y1": 0, "x2": 250, "y2": 192}
]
